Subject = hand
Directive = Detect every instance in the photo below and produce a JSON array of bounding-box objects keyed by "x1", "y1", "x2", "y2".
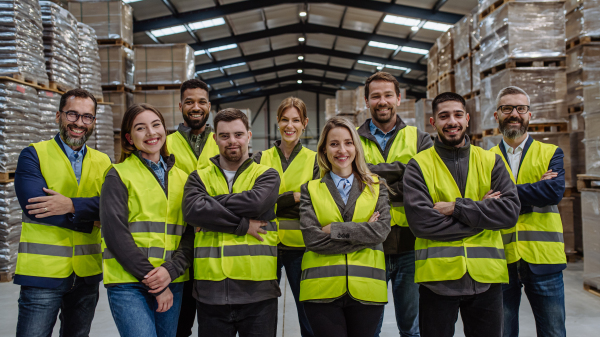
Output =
[
  {"x1": 433, "y1": 201, "x2": 455, "y2": 216},
  {"x1": 293, "y1": 192, "x2": 301, "y2": 203},
  {"x1": 368, "y1": 212, "x2": 380, "y2": 223},
  {"x1": 322, "y1": 224, "x2": 331, "y2": 234},
  {"x1": 195, "y1": 227, "x2": 202, "y2": 233},
  {"x1": 93, "y1": 221, "x2": 101, "y2": 228},
  {"x1": 143, "y1": 266, "x2": 171, "y2": 293},
  {"x1": 482, "y1": 190, "x2": 502, "y2": 200},
  {"x1": 155, "y1": 287, "x2": 173, "y2": 313},
  {"x1": 540, "y1": 170, "x2": 558, "y2": 181},
  {"x1": 26, "y1": 187, "x2": 75, "y2": 218},
  {"x1": 247, "y1": 220, "x2": 268, "y2": 242}
]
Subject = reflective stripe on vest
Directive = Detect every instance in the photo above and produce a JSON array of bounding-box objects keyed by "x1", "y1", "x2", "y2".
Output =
[
  {"x1": 360, "y1": 125, "x2": 418, "y2": 227},
  {"x1": 413, "y1": 146, "x2": 508, "y2": 283},
  {"x1": 259, "y1": 146, "x2": 317, "y2": 247},
  {"x1": 16, "y1": 139, "x2": 111, "y2": 279},
  {"x1": 194, "y1": 161, "x2": 278, "y2": 281},
  {"x1": 490, "y1": 140, "x2": 566, "y2": 265},
  {"x1": 167, "y1": 131, "x2": 220, "y2": 174},
  {"x1": 300, "y1": 176, "x2": 387, "y2": 303},
  {"x1": 102, "y1": 155, "x2": 189, "y2": 285}
]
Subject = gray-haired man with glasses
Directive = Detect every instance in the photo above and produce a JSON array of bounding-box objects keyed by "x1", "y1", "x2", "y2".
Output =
[{"x1": 489, "y1": 86, "x2": 567, "y2": 337}]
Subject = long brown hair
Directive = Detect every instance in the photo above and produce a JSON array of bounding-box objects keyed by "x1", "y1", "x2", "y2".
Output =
[
  {"x1": 118, "y1": 103, "x2": 169, "y2": 163},
  {"x1": 277, "y1": 97, "x2": 308, "y2": 122}
]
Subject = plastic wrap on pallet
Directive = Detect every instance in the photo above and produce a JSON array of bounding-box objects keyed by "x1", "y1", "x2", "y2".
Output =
[
  {"x1": 134, "y1": 44, "x2": 195, "y2": 86},
  {"x1": 482, "y1": 135, "x2": 503, "y2": 150},
  {"x1": 335, "y1": 90, "x2": 355, "y2": 114},
  {"x1": 94, "y1": 104, "x2": 114, "y2": 161},
  {"x1": 478, "y1": 2, "x2": 566, "y2": 72},
  {"x1": 566, "y1": 3, "x2": 600, "y2": 42},
  {"x1": 37, "y1": 89, "x2": 60, "y2": 141},
  {"x1": 559, "y1": 196, "x2": 576, "y2": 253},
  {"x1": 416, "y1": 99, "x2": 435, "y2": 136},
  {"x1": 40, "y1": 2, "x2": 79, "y2": 91},
  {"x1": 398, "y1": 99, "x2": 416, "y2": 127},
  {"x1": 99, "y1": 45, "x2": 134, "y2": 90},
  {"x1": 325, "y1": 98, "x2": 336, "y2": 119},
  {"x1": 133, "y1": 90, "x2": 182, "y2": 131},
  {"x1": 566, "y1": 45, "x2": 600, "y2": 74},
  {"x1": 472, "y1": 50, "x2": 481, "y2": 92},
  {"x1": 584, "y1": 83, "x2": 600, "y2": 113},
  {"x1": 470, "y1": 6, "x2": 481, "y2": 48},
  {"x1": 454, "y1": 15, "x2": 471, "y2": 60},
  {"x1": 77, "y1": 23, "x2": 102, "y2": 100},
  {"x1": 356, "y1": 109, "x2": 369, "y2": 127},
  {"x1": 480, "y1": 68, "x2": 567, "y2": 130},
  {"x1": 466, "y1": 96, "x2": 482, "y2": 135},
  {"x1": 438, "y1": 44, "x2": 454, "y2": 78},
  {"x1": 437, "y1": 74, "x2": 455, "y2": 94},
  {"x1": 566, "y1": 0, "x2": 600, "y2": 12},
  {"x1": 584, "y1": 112, "x2": 600, "y2": 176},
  {"x1": 0, "y1": 0, "x2": 49, "y2": 86},
  {"x1": 103, "y1": 91, "x2": 132, "y2": 131},
  {"x1": 570, "y1": 111, "x2": 586, "y2": 131},
  {"x1": 455, "y1": 57, "x2": 472, "y2": 96},
  {"x1": 0, "y1": 182, "x2": 21, "y2": 273},
  {"x1": 570, "y1": 131, "x2": 586, "y2": 184},
  {"x1": 567, "y1": 70, "x2": 600, "y2": 107},
  {"x1": 436, "y1": 28, "x2": 453, "y2": 50},
  {"x1": 530, "y1": 132, "x2": 574, "y2": 188},
  {"x1": 67, "y1": 1, "x2": 133, "y2": 46},
  {"x1": 427, "y1": 83, "x2": 437, "y2": 100},
  {"x1": 478, "y1": 0, "x2": 565, "y2": 14},
  {"x1": 427, "y1": 44, "x2": 438, "y2": 85},
  {"x1": 582, "y1": 189, "x2": 600, "y2": 288},
  {"x1": 355, "y1": 86, "x2": 366, "y2": 112}
]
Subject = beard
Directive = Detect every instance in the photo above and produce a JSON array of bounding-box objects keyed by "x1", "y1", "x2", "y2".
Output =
[
  {"x1": 183, "y1": 110, "x2": 208, "y2": 130},
  {"x1": 437, "y1": 124, "x2": 466, "y2": 147},
  {"x1": 370, "y1": 104, "x2": 395, "y2": 124},
  {"x1": 59, "y1": 116, "x2": 94, "y2": 148},
  {"x1": 222, "y1": 147, "x2": 245, "y2": 163},
  {"x1": 499, "y1": 115, "x2": 529, "y2": 139}
]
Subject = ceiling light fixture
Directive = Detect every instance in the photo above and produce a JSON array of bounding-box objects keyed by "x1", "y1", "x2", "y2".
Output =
[
  {"x1": 298, "y1": 37, "x2": 305, "y2": 42},
  {"x1": 194, "y1": 50, "x2": 206, "y2": 56},
  {"x1": 196, "y1": 67, "x2": 219, "y2": 74},
  {"x1": 151, "y1": 25, "x2": 187, "y2": 37},
  {"x1": 298, "y1": 55, "x2": 304, "y2": 60},
  {"x1": 297, "y1": 80, "x2": 303, "y2": 84},
  {"x1": 423, "y1": 21, "x2": 453, "y2": 32},
  {"x1": 411, "y1": 26, "x2": 420, "y2": 32},
  {"x1": 207, "y1": 44, "x2": 238, "y2": 53},
  {"x1": 297, "y1": 69, "x2": 303, "y2": 73},
  {"x1": 383, "y1": 15, "x2": 421, "y2": 27},
  {"x1": 188, "y1": 18, "x2": 226, "y2": 30},
  {"x1": 222, "y1": 62, "x2": 246, "y2": 69},
  {"x1": 401, "y1": 46, "x2": 428, "y2": 55},
  {"x1": 368, "y1": 41, "x2": 399, "y2": 50},
  {"x1": 299, "y1": 11, "x2": 307, "y2": 17},
  {"x1": 357, "y1": 60, "x2": 384, "y2": 67}
]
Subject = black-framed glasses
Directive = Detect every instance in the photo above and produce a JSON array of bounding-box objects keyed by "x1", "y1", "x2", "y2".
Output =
[
  {"x1": 60, "y1": 110, "x2": 96, "y2": 125},
  {"x1": 497, "y1": 105, "x2": 530, "y2": 114}
]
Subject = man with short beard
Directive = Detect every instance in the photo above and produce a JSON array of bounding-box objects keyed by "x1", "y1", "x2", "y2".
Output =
[
  {"x1": 489, "y1": 86, "x2": 567, "y2": 337},
  {"x1": 356, "y1": 72, "x2": 432, "y2": 337},
  {"x1": 403, "y1": 92, "x2": 520, "y2": 337},
  {"x1": 13, "y1": 89, "x2": 112, "y2": 337}
]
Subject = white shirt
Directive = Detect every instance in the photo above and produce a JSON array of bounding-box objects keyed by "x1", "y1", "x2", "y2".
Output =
[
  {"x1": 502, "y1": 135, "x2": 529, "y2": 181},
  {"x1": 223, "y1": 169, "x2": 236, "y2": 191}
]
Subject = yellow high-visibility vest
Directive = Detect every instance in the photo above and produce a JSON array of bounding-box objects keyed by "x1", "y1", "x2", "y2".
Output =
[
  {"x1": 167, "y1": 130, "x2": 219, "y2": 174},
  {"x1": 16, "y1": 139, "x2": 111, "y2": 279}
]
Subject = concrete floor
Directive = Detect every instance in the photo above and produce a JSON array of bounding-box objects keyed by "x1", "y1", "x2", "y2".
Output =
[{"x1": 1, "y1": 261, "x2": 599, "y2": 336}]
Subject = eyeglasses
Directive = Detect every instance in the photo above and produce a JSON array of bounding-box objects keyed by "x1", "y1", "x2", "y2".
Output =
[
  {"x1": 497, "y1": 105, "x2": 530, "y2": 114},
  {"x1": 60, "y1": 110, "x2": 96, "y2": 125}
]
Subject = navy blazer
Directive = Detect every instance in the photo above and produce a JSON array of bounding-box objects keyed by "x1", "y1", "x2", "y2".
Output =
[{"x1": 14, "y1": 134, "x2": 103, "y2": 287}]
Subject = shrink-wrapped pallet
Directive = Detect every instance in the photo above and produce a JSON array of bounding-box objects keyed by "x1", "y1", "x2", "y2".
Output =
[
  {"x1": 478, "y1": 2, "x2": 566, "y2": 71},
  {"x1": 0, "y1": 0, "x2": 48, "y2": 86},
  {"x1": 68, "y1": 1, "x2": 133, "y2": 46},
  {"x1": 416, "y1": 99, "x2": 435, "y2": 136},
  {"x1": 466, "y1": 96, "x2": 482, "y2": 135},
  {"x1": 530, "y1": 132, "x2": 575, "y2": 188},
  {"x1": 438, "y1": 44, "x2": 454, "y2": 77},
  {"x1": 355, "y1": 86, "x2": 366, "y2": 112},
  {"x1": 584, "y1": 112, "x2": 600, "y2": 176},
  {"x1": 427, "y1": 83, "x2": 437, "y2": 100},
  {"x1": 103, "y1": 91, "x2": 132, "y2": 131},
  {"x1": 582, "y1": 189, "x2": 600, "y2": 289},
  {"x1": 133, "y1": 90, "x2": 182, "y2": 131},
  {"x1": 325, "y1": 98, "x2": 336, "y2": 119},
  {"x1": 566, "y1": 2, "x2": 600, "y2": 42},
  {"x1": 482, "y1": 134, "x2": 503, "y2": 150},
  {"x1": 470, "y1": 6, "x2": 480, "y2": 48},
  {"x1": 455, "y1": 57, "x2": 472, "y2": 96},
  {"x1": 99, "y1": 45, "x2": 134, "y2": 90},
  {"x1": 584, "y1": 83, "x2": 600, "y2": 113},
  {"x1": 566, "y1": 45, "x2": 600, "y2": 107},
  {"x1": 40, "y1": 1, "x2": 79, "y2": 91},
  {"x1": 437, "y1": 29, "x2": 453, "y2": 50},
  {"x1": 77, "y1": 23, "x2": 102, "y2": 100},
  {"x1": 0, "y1": 182, "x2": 20, "y2": 273},
  {"x1": 134, "y1": 44, "x2": 195, "y2": 86},
  {"x1": 480, "y1": 68, "x2": 567, "y2": 130},
  {"x1": 559, "y1": 197, "x2": 576, "y2": 254},
  {"x1": 427, "y1": 44, "x2": 438, "y2": 85},
  {"x1": 438, "y1": 74, "x2": 455, "y2": 94},
  {"x1": 397, "y1": 99, "x2": 416, "y2": 127},
  {"x1": 571, "y1": 131, "x2": 586, "y2": 183},
  {"x1": 356, "y1": 109, "x2": 369, "y2": 127},
  {"x1": 472, "y1": 50, "x2": 481, "y2": 92},
  {"x1": 454, "y1": 15, "x2": 471, "y2": 60},
  {"x1": 566, "y1": 0, "x2": 599, "y2": 12},
  {"x1": 567, "y1": 70, "x2": 600, "y2": 107},
  {"x1": 37, "y1": 89, "x2": 60, "y2": 141},
  {"x1": 0, "y1": 80, "x2": 41, "y2": 172},
  {"x1": 94, "y1": 104, "x2": 114, "y2": 161},
  {"x1": 335, "y1": 90, "x2": 355, "y2": 114}
]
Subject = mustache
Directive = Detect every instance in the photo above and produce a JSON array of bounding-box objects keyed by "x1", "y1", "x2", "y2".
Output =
[
  {"x1": 443, "y1": 124, "x2": 462, "y2": 132},
  {"x1": 503, "y1": 116, "x2": 523, "y2": 124}
]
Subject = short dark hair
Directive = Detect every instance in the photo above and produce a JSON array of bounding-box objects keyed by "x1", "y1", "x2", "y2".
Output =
[
  {"x1": 59, "y1": 88, "x2": 97, "y2": 115},
  {"x1": 180, "y1": 79, "x2": 210, "y2": 101},
  {"x1": 364, "y1": 72, "x2": 401, "y2": 99},
  {"x1": 432, "y1": 92, "x2": 466, "y2": 117},
  {"x1": 213, "y1": 108, "x2": 249, "y2": 132}
]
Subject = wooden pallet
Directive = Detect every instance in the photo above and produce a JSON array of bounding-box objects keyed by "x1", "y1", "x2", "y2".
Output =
[
  {"x1": 566, "y1": 35, "x2": 600, "y2": 52},
  {"x1": 566, "y1": 252, "x2": 582, "y2": 263},
  {"x1": 0, "y1": 75, "x2": 62, "y2": 94},
  {"x1": 563, "y1": 187, "x2": 579, "y2": 197},
  {"x1": 101, "y1": 84, "x2": 133, "y2": 92},
  {"x1": 481, "y1": 57, "x2": 566, "y2": 80},
  {"x1": 463, "y1": 90, "x2": 480, "y2": 100},
  {"x1": 427, "y1": 82, "x2": 437, "y2": 90},
  {"x1": 568, "y1": 104, "x2": 584, "y2": 114},
  {"x1": 97, "y1": 39, "x2": 132, "y2": 50},
  {"x1": 0, "y1": 271, "x2": 14, "y2": 283},
  {"x1": 0, "y1": 171, "x2": 15, "y2": 183},
  {"x1": 455, "y1": 52, "x2": 471, "y2": 63},
  {"x1": 134, "y1": 84, "x2": 181, "y2": 91},
  {"x1": 438, "y1": 71, "x2": 455, "y2": 81},
  {"x1": 478, "y1": 0, "x2": 514, "y2": 21},
  {"x1": 577, "y1": 174, "x2": 600, "y2": 191},
  {"x1": 584, "y1": 283, "x2": 600, "y2": 298},
  {"x1": 527, "y1": 123, "x2": 568, "y2": 133},
  {"x1": 482, "y1": 128, "x2": 500, "y2": 136}
]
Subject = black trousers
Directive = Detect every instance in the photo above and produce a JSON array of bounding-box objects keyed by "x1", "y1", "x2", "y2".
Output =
[
  {"x1": 419, "y1": 284, "x2": 504, "y2": 337},
  {"x1": 176, "y1": 265, "x2": 197, "y2": 337},
  {"x1": 303, "y1": 295, "x2": 384, "y2": 337},
  {"x1": 196, "y1": 298, "x2": 278, "y2": 337}
]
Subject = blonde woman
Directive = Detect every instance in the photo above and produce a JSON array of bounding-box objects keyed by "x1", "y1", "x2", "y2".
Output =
[
  {"x1": 253, "y1": 97, "x2": 318, "y2": 337},
  {"x1": 298, "y1": 117, "x2": 391, "y2": 337}
]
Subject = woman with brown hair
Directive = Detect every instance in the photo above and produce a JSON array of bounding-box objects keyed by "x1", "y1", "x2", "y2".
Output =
[
  {"x1": 100, "y1": 103, "x2": 194, "y2": 337},
  {"x1": 253, "y1": 96, "x2": 318, "y2": 337},
  {"x1": 298, "y1": 116, "x2": 391, "y2": 337}
]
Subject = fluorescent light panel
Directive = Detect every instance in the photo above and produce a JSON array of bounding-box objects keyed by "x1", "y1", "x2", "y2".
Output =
[
  {"x1": 401, "y1": 46, "x2": 428, "y2": 55},
  {"x1": 188, "y1": 18, "x2": 226, "y2": 30},
  {"x1": 368, "y1": 41, "x2": 399, "y2": 50},
  {"x1": 358, "y1": 60, "x2": 384, "y2": 67},
  {"x1": 197, "y1": 68, "x2": 219, "y2": 74},
  {"x1": 207, "y1": 44, "x2": 237, "y2": 53},
  {"x1": 221, "y1": 62, "x2": 246, "y2": 69},
  {"x1": 383, "y1": 15, "x2": 421, "y2": 27},
  {"x1": 385, "y1": 65, "x2": 409, "y2": 71},
  {"x1": 151, "y1": 25, "x2": 187, "y2": 37},
  {"x1": 423, "y1": 21, "x2": 453, "y2": 32},
  {"x1": 194, "y1": 50, "x2": 206, "y2": 56},
  {"x1": 123, "y1": 0, "x2": 143, "y2": 3}
]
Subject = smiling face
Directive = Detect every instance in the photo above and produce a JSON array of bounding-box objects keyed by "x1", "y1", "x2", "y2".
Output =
[
  {"x1": 366, "y1": 80, "x2": 400, "y2": 125},
  {"x1": 495, "y1": 93, "x2": 531, "y2": 139},
  {"x1": 324, "y1": 126, "x2": 356, "y2": 176},
  {"x1": 56, "y1": 97, "x2": 96, "y2": 149},
  {"x1": 430, "y1": 100, "x2": 470, "y2": 147},
  {"x1": 180, "y1": 88, "x2": 211, "y2": 130},
  {"x1": 214, "y1": 119, "x2": 252, "y2": 163},
  {"x1": 278, "y1": 107, "x2": 307, "y2": 144},
  {"x1": 125, "y1": 110, "x2": 166, "y2": 157}
]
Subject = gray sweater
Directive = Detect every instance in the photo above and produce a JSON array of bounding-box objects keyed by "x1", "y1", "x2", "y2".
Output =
[{"x1": 403, "y1": 136, "x2": 520, "y2": 296}]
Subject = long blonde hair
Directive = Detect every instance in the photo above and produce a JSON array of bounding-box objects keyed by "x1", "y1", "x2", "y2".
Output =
[{"x1": 317, "y1": 117, "x2": 379, "y2": 194}]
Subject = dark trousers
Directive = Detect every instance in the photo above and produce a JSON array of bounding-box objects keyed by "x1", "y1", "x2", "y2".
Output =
[
  {"x1": 419, "y1": 284, "x2": 503, "y2": 337},
  {"x1": 16, "y1": 273, "x2": 99, "y2": 337},
  {"x1": 176, "y1": 265, "x2": 197, "y2": 337},
  {"x1": 303, "y1": 295, "x2": 385, "y2": 337},
  {"x1": 196, "y1": 298, "x2": 278, "y2": 337},
  {"x1": 277, "y1": 249, "x2": 314, "y2": 337}
]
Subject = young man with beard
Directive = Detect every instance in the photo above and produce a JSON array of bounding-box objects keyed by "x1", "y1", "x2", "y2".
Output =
[
  {"x1": 182, "y1": 109, "x2": 281, "y2": 337},
  {"x1": 356, "y1": 72, "x2": 432, "y2": 337},
  {"x1": 403, "y1": 92, "x2": 520, "y2": 337},
  {"x1": 13, "y1": 89, "x2": 112, "y2": 337},
  {"x1": 489, "y1": 86, "x2": 567, "y2": 337}
]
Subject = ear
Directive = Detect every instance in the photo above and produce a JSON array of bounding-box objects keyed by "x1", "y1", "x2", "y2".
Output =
[
  {"x1": 213, "y1": 132, "x2": 217, "y2": 141},
  {"x1": 429, "y1": 116, "x2": 435, "y2": 128},
  {"x1": 364, "y1": 97, "x2": 369, "y2": 108},
  {"x1": 247, "y1": 130, "x2": 252, "y2": 141},
  {"x1": 494, "y1": 110, "x2": 499, "y2": 123},
  {"x1": 178, "y1": 102, "x2": 182, "y2": 112},
  {"x1": 125, "y1": 133, "x2": 133, "y2": 145},
  {"x1": 55, "y1": 111, "x2": 60, "y2": 124},
  {"x1": 396, "y1": 97, "x2": 401, "y2": 107}
]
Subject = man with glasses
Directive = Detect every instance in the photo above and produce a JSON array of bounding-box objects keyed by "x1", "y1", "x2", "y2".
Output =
[
  {"x1": 489, "y1": 86, "x2": 567, "y2": 337},
  {"x1": 13, "y1": 89, "x2": 112, "y2": 337}
]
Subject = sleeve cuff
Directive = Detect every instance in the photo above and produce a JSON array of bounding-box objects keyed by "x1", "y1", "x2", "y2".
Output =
[
  {"x1": 329, "y1": 222, "x2": 347, "y2": 241},
  {"x1": 235, "y1": 217, "x2": 250, "y2": 236},
  {"x1": 452, "y1": 199, "x2": 463, "y2": 220}
]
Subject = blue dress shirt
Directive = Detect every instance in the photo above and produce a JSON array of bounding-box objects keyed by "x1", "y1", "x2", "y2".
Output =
[
  {"x1": 369, "y1": 120, "x2": 396, "y2": 150},
  {"x1": 330, "y1": 171, "x2": 354, "y2": 205},
  {"x1": 59, "y1": 136, "x2": 86, "y2": 184},
  {"x1": 142, "y1": 156, "x2": 167, "y2": 187}
]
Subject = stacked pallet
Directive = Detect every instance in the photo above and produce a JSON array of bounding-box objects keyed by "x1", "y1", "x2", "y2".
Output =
[
  {"x1": 0, "y1": 182, "x2": 20, "y2": 279},
  {"x1": 68, "y1": 1, "x2": 133, "y2": 48},
  {"x1": 94, "y1": 104, "x2": 114, "y2": 161},
  {"x1": 77, "y1": 23, "x2": 103, "y2": 101},
  {"x1": 415, "y1": 99, "x2": 435, "y2": 136},
  {"x1": 38, "y1": 89, "x2": 60, "y2": 140},
  {"x1": 437, "y1": 29, "x2": 455, "y2": 95},
  {"x1": 329, "y1": 89, "x2": 357, "y2": 125}
]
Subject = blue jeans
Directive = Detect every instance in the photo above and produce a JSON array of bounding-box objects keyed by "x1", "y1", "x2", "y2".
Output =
[
  {"x1": 502, "y1": 260, "x2": 566, "y2": 337},
  {"x1": 277, "y1": 249, "x2": 314, "y2": 337},
  {"x1": 107, "y1": 282, "x2": 184, "y2": 337},
  {"x1": 374, "y1": 251, "x2": 420, "y2": 337},
  {"x1": 16, "y1": 273, "x2": 99, "y2": 337}
]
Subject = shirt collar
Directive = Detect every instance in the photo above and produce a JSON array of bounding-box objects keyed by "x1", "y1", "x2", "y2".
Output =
[
  {"x1": 329, "y1": 171, "x2": 354, "y2": 188},
  {"x1": 58, "y1": 134, "x2": 86, "y2": 159},
  {"x1": 502, "y1": 134, "x2": 529, "y2": 154},
  {"x1": 369, "y1": 120, "x2": 396, "y2": 137},
  {"x1": 143, "y1": 155, "x2": 167, "y2": 171}
]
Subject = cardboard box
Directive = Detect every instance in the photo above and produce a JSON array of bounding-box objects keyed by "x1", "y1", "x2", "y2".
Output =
[
  {"x1": 99, "y1": 45, "x2": 134, "y2": 89},
  {"x1": 68, "y1": 1, "x2": 133, "y2": 46},
  {"x1": 134, "y1": 44, "x2": 195, "y2": 85},
  {"x1": 132, "y1": 90, "x2": 183, "y2": 131},
  {"x1": 103, "y1": 90, "x2": 133, "y2": 131}
]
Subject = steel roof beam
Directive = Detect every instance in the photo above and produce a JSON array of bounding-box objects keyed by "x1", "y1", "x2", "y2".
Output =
[{"x1": 210, "y1": 83, "x2": 337, "y2": 105}]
